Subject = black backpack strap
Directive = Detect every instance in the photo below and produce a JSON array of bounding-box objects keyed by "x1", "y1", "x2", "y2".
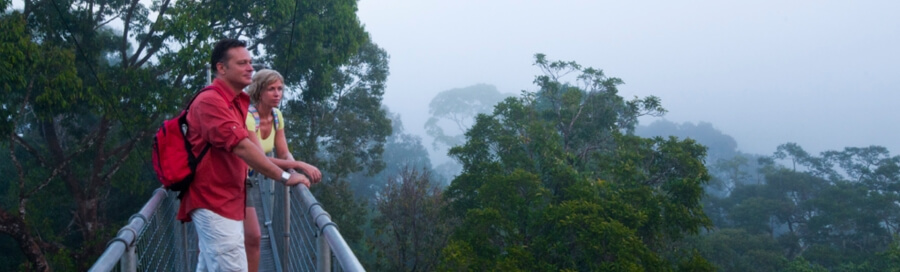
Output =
[
  {"x1": 185, "y1": 86, "x2": 219, "y2": 109},
  {"x1": 189, "y1": 144, "x2": 212, "y2": 170}
]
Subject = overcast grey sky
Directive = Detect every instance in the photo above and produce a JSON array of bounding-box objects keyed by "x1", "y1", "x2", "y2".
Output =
[{"x1": 358, "y1": 0, "x2": 900, "y2": 159}]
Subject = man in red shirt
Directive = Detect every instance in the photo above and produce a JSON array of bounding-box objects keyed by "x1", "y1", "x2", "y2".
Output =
[{"x1": 177, "y1": 38, "x2": 309, "y2": 271}]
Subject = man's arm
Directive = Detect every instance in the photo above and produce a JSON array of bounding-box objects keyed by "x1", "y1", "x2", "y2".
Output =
[
  {"x1": 261, "y1": 157, "x2": 322, "y2": 184},
  {"x1": 247, "y1": 127, "x2": 319, "y2": 182},
  {"x1": 233, "y1": 138, "x2": 309, "y2": 187}
]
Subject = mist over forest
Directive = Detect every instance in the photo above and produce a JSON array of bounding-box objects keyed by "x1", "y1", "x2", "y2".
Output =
[{"x1": 3, "y1": 0, "x2": 899, "y2": 271}]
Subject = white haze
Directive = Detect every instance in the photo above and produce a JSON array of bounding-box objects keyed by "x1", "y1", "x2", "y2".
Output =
[{"x1": 358, "y1": 0, "x2": 900, "y2": 163}]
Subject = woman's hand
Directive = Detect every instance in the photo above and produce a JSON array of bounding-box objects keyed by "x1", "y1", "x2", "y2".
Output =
[{"x1": 294, "y1": 161, "x2": 322, "y2": 184}]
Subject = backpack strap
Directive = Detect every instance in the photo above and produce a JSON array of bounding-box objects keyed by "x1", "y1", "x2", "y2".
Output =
[
  {"x1": 249, "y1": 105, "x2": 261, "y2": 133},
  {"x1": 184, "y1": 86, "x2": 215, "y2": 111},
  {"x1": 274, "y1": 108, "x2": 280, "y2": 130},
  {"x1": 248, "y1": 104, "x2": 280, "y2": 133}
]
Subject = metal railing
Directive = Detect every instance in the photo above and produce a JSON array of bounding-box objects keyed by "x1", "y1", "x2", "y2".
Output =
[
  {"x1": 88, "y1": 188, "x2": 196, "y2": 272},
  {"x1": 89, "y1": 178, "x2": 363, "y2": 272},
  {"x1": 267, "y1": 178, "x2": 364, "y2": 272}
]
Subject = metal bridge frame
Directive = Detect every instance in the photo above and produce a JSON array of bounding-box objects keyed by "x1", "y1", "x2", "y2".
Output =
[{"x1": 88, "y1": 183, "x2": 363, "y2": 272}]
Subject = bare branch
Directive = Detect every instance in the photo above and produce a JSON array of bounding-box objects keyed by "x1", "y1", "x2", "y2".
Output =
[
  {"x1": 95, "y1": 14, "x2": 120, "y2": 29},
  {"x1": 121, "y1": 0, "x2": 141, "y2": 67},
  {"x1": 100, "y1": 130, "x2": 147, "y2": 182},
  {"x1": 9, "y1": 85, "x2": 49, "y2": 167},
  {"x1": 25, "y1": 156, "x2": 74, "y2": 199},
  {"x1": 11, "y1": 135, "x2": 49, "y2": 168},
  {"x1": 130, "y1": 0, "x2": 172, "y2": 66},
  {"x1": 135, "y1": 45, "x2": 161, "y2": 67}
]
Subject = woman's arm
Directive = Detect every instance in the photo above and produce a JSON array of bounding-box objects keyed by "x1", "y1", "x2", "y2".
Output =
[
  {"x1": 234, "y1": 138, "x2": 309, "y2": 187},
  {"x1": 274, "y1": 126, "x2": 292, "y2": 160},
  {"x1": 273, "y1": 124, "x2": 322, "y2": 183}
]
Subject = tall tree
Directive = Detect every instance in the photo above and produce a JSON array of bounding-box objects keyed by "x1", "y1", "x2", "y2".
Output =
[
  {"x1": 425, "y1": 84, "x2": 511, "y2": 150},
  {"x1": 284, "y1": 38, "x2": 391, "y2": 179},
  {"x1": 371, "y1": 167, "x2": 449, "y2": 272},
  {"x1": 1, "y1": 12, "x2": 82, "y2": 270},
  {"x1": 440, "y1": 54, "x2": 710, "y2": 270},
  {"x1": 425, "y1": 84, "x2": 511, "y2": 182},
  {"x1": 2, "y1": 0, "x2": 196, "y2": 267}
]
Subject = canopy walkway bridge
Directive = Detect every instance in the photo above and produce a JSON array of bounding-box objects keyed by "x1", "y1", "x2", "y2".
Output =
[{"x1": 87, "y1": 175, "x2": 363, "y2": 272}]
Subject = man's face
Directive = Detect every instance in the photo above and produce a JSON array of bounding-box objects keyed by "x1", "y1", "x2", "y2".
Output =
[{"x1": 218, "y1": 47, "x2": 254, "y2": 89}]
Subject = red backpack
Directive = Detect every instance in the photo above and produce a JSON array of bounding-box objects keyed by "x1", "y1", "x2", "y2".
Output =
[{"x1": 151, "y1": 87, "x2": 217, "y2": 197}]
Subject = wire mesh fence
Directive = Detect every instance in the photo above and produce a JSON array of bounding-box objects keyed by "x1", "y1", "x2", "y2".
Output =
[
  {"x1": 131, "y1": 190, "x2": 198, "y2": 272},
  {"x1": 269, "y1": 178, "x2": 321, "y2": 271},
  {"x1": 91, "y1": 177, "x2": 362, "y2": 272},
  {"x1": 89, "y1": 189, "x2": 198, "y2": 272}
]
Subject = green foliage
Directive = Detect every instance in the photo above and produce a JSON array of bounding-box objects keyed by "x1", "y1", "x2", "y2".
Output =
[
  {"x1": 698, "y1": 142, "x2": 900, "y2": 271},
  {"x1": 781, "y1": 257, "x2": 827, "y2": 272},
  {"x1": 685, "y1": 228, "x2": 787, "y2": 271},
  {"x1": 599, "y1": 135, "x2": 712, "y2": 244},
  {"x1": 311, "y1": 179, "x2": 368, "y2": 249},
  {"x1": 675, "y1": 250, "x2": 716, "y2": 272},
  {"x1": 635, "y1": 120, "x2": 768, "y2": 200},
  {"x1": 284, "y1": 38, "x2": 391, "y2": 180},
  {"x1": 538, "y1": 196, "x2": 661, "y2": 271},
  {"x1": 263, "y1": 0, "x2": 368, "y2": 100},
  {"x1": 371, "y1": 167, "x2": 449, "y2": 272},
  {"x1": 441, "y1": 54, "x2": 709, "y2": 270},
  {"x1": 872, "y1": 239, "x2": 900, "y2": 272},
  {"x1": 438, "y1": 240, "x2": 478, "y2": 272},
  {"x1": 0, "y1": 234, "x2": 24, "y2": 270},
  {"x1": 0, "y1": 12, "x2": 81, "y2": 136}
]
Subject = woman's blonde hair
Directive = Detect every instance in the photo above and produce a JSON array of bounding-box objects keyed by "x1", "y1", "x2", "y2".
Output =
[{"x1": 246, "y1": 69, "x2": 284, "y2": 105}]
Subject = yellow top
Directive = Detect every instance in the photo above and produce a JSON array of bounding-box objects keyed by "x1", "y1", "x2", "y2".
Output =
[{"x1": 245, "y1": 107, "x2": 285, "y2": 154}]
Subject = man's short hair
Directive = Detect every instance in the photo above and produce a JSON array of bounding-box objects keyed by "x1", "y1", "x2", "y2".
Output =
[{"x1": 210, "y1": 39, "x2": 248, "y2": 73}]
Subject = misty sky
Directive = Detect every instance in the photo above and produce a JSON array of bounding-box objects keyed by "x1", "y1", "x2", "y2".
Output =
[{"x1": 357, "y1": 0, "x2": 900, "y2": 160}]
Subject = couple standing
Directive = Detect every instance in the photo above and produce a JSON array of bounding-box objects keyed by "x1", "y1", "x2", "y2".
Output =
[{"x1": 176, "y1": 38, "x2": 322, "y2": 272}]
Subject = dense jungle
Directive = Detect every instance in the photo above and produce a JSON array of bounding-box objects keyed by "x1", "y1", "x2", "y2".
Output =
[{"x1": 2, "y1": 0, "x2": 898, "y2": 271}]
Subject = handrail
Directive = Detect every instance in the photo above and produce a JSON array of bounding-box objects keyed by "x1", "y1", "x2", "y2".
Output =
[
  {"x1": 293, "y1": 185, "x2": 365, "y2": 272},
  {"x1": 88, "y1": 188, "x2": 168, "y2": 272}
]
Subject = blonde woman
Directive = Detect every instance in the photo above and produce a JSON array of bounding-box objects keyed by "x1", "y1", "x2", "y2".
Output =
[{"x1": 244, "y1": 69, "x2": 322, "y2": 271}]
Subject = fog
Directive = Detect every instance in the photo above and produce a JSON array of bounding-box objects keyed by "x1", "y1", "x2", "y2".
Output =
[{"x1": 358, "y1": 0, "x2": 900, "y2": 163}]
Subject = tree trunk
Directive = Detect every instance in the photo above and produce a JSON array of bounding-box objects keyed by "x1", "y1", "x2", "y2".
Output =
[
  {"x1": 73, "y1": 195, "x2": 105, "y2": 268},
  {"x1": 0, "y1": 210, "x2": 51, "y2": 272}
]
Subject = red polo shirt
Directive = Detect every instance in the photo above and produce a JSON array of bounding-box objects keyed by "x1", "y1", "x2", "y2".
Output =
[{"x1": 177, "y1": 78, "x2": 251, "y2": 222}]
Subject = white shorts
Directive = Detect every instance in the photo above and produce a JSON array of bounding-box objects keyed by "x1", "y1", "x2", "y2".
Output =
[{"x1": 191, "y1": 209, "x2": 247, "y2": 272}]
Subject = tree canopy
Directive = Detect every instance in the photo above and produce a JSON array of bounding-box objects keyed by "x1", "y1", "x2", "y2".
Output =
[
  {"x1": 690, "y1": 142, "x2": 900, "y2": 270},
  {"x1": 440, "y1": 54, "x2": 711, "y2": 271}
]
